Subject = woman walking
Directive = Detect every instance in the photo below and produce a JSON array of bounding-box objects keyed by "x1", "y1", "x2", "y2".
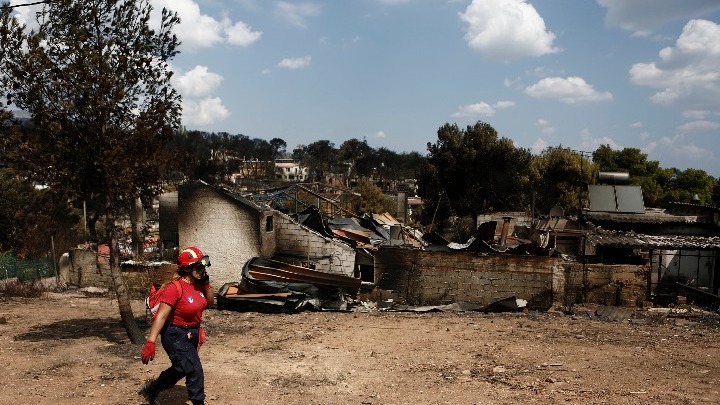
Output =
[{"x1": 140, "y1": 246, "x2": 214, "y2": 405}]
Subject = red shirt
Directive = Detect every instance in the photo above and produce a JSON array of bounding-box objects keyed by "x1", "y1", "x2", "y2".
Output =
[{"x1": 160, "y1": 279, "x2": 210, "y2": 327}]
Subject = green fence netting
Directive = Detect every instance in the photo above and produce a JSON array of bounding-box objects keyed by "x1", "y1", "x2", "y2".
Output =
[{"x1": 0, "y1": 255, "x2": 56, "y2": 282}]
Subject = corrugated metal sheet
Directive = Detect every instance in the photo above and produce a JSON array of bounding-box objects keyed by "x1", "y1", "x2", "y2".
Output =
[
  {"x1": 584, "y1": 210, "x2": 697, "y2": 224},
  {"x1": 586, "y1": 231, "x2": 720, "y2": 249}
]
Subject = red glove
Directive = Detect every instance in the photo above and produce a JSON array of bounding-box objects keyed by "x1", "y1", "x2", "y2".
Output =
[
  {"x1": 141, "y1": 341, "x2": 156, "y2": 364},
  {"x1": 197, "y1": 326, "x2": 206, "y2": 352}
]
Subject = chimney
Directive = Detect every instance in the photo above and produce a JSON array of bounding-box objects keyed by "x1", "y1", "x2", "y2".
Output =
[
  {"x1": 396, "y1": 191, "x2": 408, "y2": 224},
  {"x1": 499, "y1": 216, "x2": 513, "y2": 247}
]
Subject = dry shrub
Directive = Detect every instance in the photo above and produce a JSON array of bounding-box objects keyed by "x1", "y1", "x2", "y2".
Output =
[{"x1": 0, "y1": 279, "x2": 46, "y2": 298}]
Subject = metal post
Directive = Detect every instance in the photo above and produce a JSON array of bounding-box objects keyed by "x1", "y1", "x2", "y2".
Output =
[
  {"x1": 83, "y1": 200, "x2": 88, "y2": 242},
  {"x1": 51, "y1": 235, "x2": 58, "y2": 282},
  {"x1": 582, "y1": 235, "x2": 587, "y2": 303},
  {"x1": 696, "y1": 250, "x2": 701, "y2": 288},
  {"x1": 647, "y1": 249, "x2": 653, "y2": 302}
]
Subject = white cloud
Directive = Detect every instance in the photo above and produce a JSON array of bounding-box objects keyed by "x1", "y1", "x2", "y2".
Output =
[
  {"x1": 630, "y1": 19, "x2": 720, "y2": 111},
  {"x1": 172, "y1": 65, "x2": 230, "y2": 127},
  {"x1": 643, "y1": 141, "x2": 657, "y2": 153},
  {"x1": 182, "y1": 97, "x2": 230, "y2": 127},
  {"x1": 504, "y1": 77, "x2": 521, "y2": 88},
  {"x1": 494, "y1": 100, "x2": 515, "y2": 109},
  {"x1": 631, "y1": 121, "x2": 642, "y2": 128},
  {"x1": 597, "y1": 0, "x2": 720, "y2": 35},
  {"x1": 172, "y1": 66, "x2": 223, "y2": 98},
  {"x1": 674, "y1": 143, "x2": 714, "y2": 161},
  {"x1": 580, "y1": 128, "x2": 622, "y2": 150},
  {"x1": 7, "y1": 1, "x2": 41, "y2": 30},
  {"x1": 275, "y1": 1, "x2": 321, "y2": 28},
  {"x1": 153, "y1": 0, "x2": 261, "y2": 50},
  {"x1": 654, "y1": 135, "x2": 715, "y2": 166},
  {"x1": 683, "y1": 110, "x2": 709, "y2": 119},
  {"x1": 524, "y1": 77, "x2": 613, "y2": 104},
  {"x1": 278, "y1": 56, "x2": 312, "y2": 69},
  {"x1": 452, "y1": 102, "x2": 494, "y2": 117},
  {"x1": 531, "y1": 138, "x2": 548, "y2": 154},
  {"x1": 10, "y1": 0, "x2": 262, "y2": 50},
  {"x1": 451, "y1": 101, "x2": 515, "y2": 118},
  {"x1": 640, "y1": 132, "x2": 649, "y2": 141},
  {"x1": 535, "y1": 118, "x2": 555, "y2": 135},
  {"x1": 677, "y1": 120, "x2": 720, "y2": 132},
  {"x1": 375, "y1": 0, "x2": 411, "y2": 4},
  {"x1": 459, "y1": 0, "x2": 560, "y2": 62},
  {"x1": 225, "y1": 20, "x2": 263, "y2": 47},
  {"x1": 527, "y1": 66, "x2": 565, "y2": 78},
  {"x1": 262, "y1": 68, "x2": 272, "y2": 75},
  {"x1": 372, "y1": 131, "x2": 387, "y2": 138}
]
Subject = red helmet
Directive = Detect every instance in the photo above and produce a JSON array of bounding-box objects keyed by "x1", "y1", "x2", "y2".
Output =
[{"x1": 177, "y1": 246, "x2": 211, "y2": 268}]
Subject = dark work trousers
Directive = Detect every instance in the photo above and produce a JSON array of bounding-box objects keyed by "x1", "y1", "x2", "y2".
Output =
[{"x1": 155, "y1": 324, "x2": 205, "y2": 403}]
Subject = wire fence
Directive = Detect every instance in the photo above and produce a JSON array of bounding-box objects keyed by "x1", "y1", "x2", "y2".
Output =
[{"x1": 0, "y1": 255, "x2": 56, "y2": 282}]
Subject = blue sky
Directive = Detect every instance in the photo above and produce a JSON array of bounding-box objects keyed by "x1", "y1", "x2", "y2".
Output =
[{"x1": 10, "y1": 0, "x2": 720, "y2": 176}]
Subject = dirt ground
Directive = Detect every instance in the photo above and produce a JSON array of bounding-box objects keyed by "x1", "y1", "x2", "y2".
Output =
[{"x1": 1, "y1": 290, "x2": 719, "y2": 405}]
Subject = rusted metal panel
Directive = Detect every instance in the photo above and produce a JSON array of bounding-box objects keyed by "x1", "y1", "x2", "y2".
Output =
[{"x1": 246, "y1": 257, "x2": 361, "y2": 292}]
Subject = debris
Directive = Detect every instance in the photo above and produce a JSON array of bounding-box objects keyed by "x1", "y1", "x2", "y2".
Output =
[
  {"x1": 216, "y1": 257, "x2": 361, "y2": 313},
  {"x1": 80, "y1": 286, "x2": 109, "y2": 295},
  {"x1": 595, "y1": 305, "x2": 635, "y2": 322},
  {"x1": 484, "y1": 296, "x2": 527, "y2": 312}
]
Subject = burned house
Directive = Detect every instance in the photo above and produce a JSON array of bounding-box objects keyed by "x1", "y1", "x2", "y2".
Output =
[
  {"x1": 536, "y1": 172, "x2": 720, "y2": 308},
  {"x1": 164, "y1": 181, "x2": 356, "y2": 287},
  {"x1": 156, "y1": 173, "x2": 720, "y2": 312},
  {"x1": 370, "y1": 173, "x2": 720, "y2": 311}
]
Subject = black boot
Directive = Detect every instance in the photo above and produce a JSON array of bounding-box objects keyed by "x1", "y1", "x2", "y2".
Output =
[{"x1": 139, "y1": 380, "x2": 159, "y2": 405}]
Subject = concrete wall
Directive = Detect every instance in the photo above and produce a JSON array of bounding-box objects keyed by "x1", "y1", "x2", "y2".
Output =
[
  {"x1": 274, "y1": 211, "x2": 356, "y2": 277},
  {"x1": 179, "y1": 182, "x2": 273, "y2": 286},
  {"x1": 62, "y1": 248, "x2": 112, "y2": 288},
  {"x1": 61, "y1": 249, "x2": 176, "y2": 299},
  {"x1": 374, "y1": 248, "x2": 559, "y2": 308},
  {"x1": 374, "y1": 247, "x2": 648, "y2": 308},
  {"x1": 563, "y1": 263, "x2": 647, "y2": 307}
]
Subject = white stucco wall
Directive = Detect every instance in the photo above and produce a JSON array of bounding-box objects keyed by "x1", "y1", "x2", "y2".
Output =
[{"x1": 178, "y1": 184, "x2": 265, "y2": 286}]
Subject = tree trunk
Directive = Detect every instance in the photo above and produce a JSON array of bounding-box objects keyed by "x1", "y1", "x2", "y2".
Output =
[
  {"x1": 129, "y1": 196, "x2": 143, "y2": 259},
  {"x1": 107, "y1": 211, "x2": 145, "y2": 344}
]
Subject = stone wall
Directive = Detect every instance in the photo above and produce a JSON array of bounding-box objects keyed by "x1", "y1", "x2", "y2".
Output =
[
  {"x1": 563, "y1": 263, "x2": 647, "y2": 307},
  {"x1": 62, "y1": 248, "x2": 112, "y2": 288},
  {"x1": 374, "y1": 247, "x2": 559, "y2": 309},
  {"x1": 274, "y1": 211, "x2": 356, "y2": 277},
  {"x1": 61, "y1": 248, "x2": 177, "y2": 299},
  {"x1": 374, "y1": 247, "x2": 648, "y2": 308}
]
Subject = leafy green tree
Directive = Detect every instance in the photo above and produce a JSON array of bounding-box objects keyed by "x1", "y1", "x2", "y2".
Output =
[
  {"x1": 661, "y1": 168, "x2": 716, "y2": 206},
  {"x1": 712, "y1": 180, "x2": 720, "y2": 207},
  {"x1": 270, "y1": 137, "x2": 287, "y2": 159},
  {"x1": 172, "y1": 129, "x2": 214, "y2": 181},
  {"x1": 0, "y1": 0, "x2": 181, "y2": 343},
  {"x1": 294, "y1": 140, "x2": 337, "y2": 182},
  {"x1": 394, "y1": 150, "x2": 427, "y2": 182},
  {"x1": 418, "y1": 122, "x2": 532, "y2": 225},
  {"x1": 351, "y1": 179, "x2": 396, "y2": 215},
  {"x1": 339, "y1": 138, "x2": 374, "y2": 179},
  {"x1": 416, "y1": 160, "x2": 449, "y2": 230},
  {"x1": 530, "y1": 147, "x2": 596, "y2": 215}
]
